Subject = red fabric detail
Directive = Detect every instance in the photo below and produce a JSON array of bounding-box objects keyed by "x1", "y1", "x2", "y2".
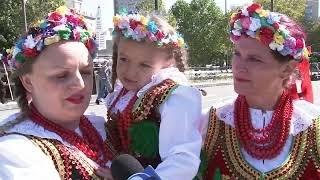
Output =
[
  {"x1": 204, "y1": 150, "x2": 230, "y2": 180},
  {"x1": 289, "y1": 58, "x2": 313, "y2": 103},
  {"x1": 300, "y1": 161, "x2": 320, "y2": 180}
]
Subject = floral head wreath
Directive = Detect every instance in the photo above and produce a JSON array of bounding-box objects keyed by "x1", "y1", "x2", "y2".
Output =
[
  {"x1": 230, "y1": 3, "x2": 310, "y2": 62},
  {"x1": 112, "y1": 11, "x2": 186, "y2": 48},
  {"x1": 10, "y1": 6, "x2": 97, "y2": 70},
  {"x1": 0, "y1": 48, "x2": 13, "y2": 66}
]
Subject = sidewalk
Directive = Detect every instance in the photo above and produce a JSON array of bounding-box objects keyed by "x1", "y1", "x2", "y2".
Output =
[{"x1": 0, "y1": 79, "x2": 233, "y2": 111}]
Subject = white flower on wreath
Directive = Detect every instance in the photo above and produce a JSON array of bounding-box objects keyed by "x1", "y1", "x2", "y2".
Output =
[
  {"x1": 246, "y1": 30, "x2": 256, "y2": 38},
  {"x1": 242, "y1": 8, "x2": 249, "y2": 17},
  {"x1": 232, "y1": 29, "x2": 241, "y2": 36},
  {"x1": 249, "y1": 17, "x2": 261, "y2": 32},
  {"x1": 267, "y1": 12, "x2": 281, "y2": 24},
  {"x1": 24, "y1": 35, "x2": 37, "y2": 49},
  {"x1": 269, "y1": 41, "x2": 284, "y2": 51}
]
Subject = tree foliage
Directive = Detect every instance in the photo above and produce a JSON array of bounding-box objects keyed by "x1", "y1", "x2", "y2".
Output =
[
  {"x1": 254, "y1": 0, "x2": 306, "y2": 22},
  {"x1": 0, "y1": 0, "x2": 64, "y2": 49},
  {"x1": 135, "y1": 0, "x2": 166, "y2": 15},
  {"x1": 170, "y1": 0, "x2": 231, "y2": 66}
]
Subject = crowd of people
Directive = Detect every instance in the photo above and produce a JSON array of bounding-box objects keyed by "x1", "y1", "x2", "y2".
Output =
[{"x1": 0, "y1": 3, "x2": 319, "y2": 180}]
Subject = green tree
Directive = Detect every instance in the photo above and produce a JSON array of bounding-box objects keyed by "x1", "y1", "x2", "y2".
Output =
[
  {"x1": 0, "y1": 0, "x2": 64, "y2": 50},
  {"x1": 170, "y1": 0, "x2": 230, "y2": 66},
  {"x1": 134, "y1": 0, "x2": 178, "y2": 26},
  {"x1": 135, "y1": 0, "x2": 166, "y2": 15},
  {"x1": 307, "y1": 22, "x2": 320, "y2": 55},
  {"x1": 254, "y1": 0, "x2": 306, "y2": 22}
]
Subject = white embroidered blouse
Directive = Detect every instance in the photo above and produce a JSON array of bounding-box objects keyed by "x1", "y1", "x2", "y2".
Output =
[
  {"x1": 0, "y1": 114, "x2": 110, "y2": 180},
  {"x1": 199, "y1": 98, "x2": 320, "y2": 173},
  {"x1": 105, "y1": 67, "x2": 203, "y2": 180}
]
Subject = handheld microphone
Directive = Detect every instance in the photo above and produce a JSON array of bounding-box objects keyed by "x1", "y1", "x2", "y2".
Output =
[{"x1": 111, "y1": 154, "x2": 161, "y2": 180}]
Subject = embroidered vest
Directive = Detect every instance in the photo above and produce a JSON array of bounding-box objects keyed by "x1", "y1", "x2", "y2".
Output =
[
  {"x1": 3, "y1": 133, "x2": 102, "y2": 180},
  {"x1": 105, "y1": 79, "x2": 178, "y2": 167},
  {"x1": 197, "y1": 108, "x2": 320, "y2": 180}
]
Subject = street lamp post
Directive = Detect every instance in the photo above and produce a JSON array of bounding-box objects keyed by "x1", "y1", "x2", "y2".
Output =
[
  {"x1": 271, "y1": 0, "x2": 274, "y2": 11},
  {"x1": 155, "y1": 0, "x2": 158, "y2": 11},
  {"x1": 22, "y1": 0, "x2": 27, "y2": 33}
]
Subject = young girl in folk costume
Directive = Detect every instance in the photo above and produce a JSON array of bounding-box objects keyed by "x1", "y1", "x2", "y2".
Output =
[
  {"x1": 0, "y1": 7, "x2": 113, "y2": 179},
  {"x1": 105, "y1": 13, "x2": 202, "y2": 179},
  {"x1": 198, "y1": 3, "x2": 320, "y2": 179}
]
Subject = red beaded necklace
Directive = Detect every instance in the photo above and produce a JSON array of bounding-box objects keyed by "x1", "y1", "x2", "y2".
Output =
[
  {"x1": 234, "y1": 91, "x2": 293, "y2": 160},
  {"x1": 107, "y1": 88, "x2": 138, "y2": 153},
  {"x1": 29, "y1": 103, "x2": 112, "y2": 166}
]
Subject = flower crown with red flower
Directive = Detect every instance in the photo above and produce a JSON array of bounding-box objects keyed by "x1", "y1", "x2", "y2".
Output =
[
  {"x1": 10, "y1": 6, "x2": 97, "y2": 70},
  {"x1": 230, "y1": 3, "x2": 310, "y2": 62},
  {"x1": 112, "y1": 12, "x2": 186, "y2": 48}
]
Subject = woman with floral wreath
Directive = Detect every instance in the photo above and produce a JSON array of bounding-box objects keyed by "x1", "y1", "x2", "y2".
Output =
[
  {"x1": 0, "y1": 6, "x2": 113, "y2": 179},
  {"x1": 197, "y1": 3, "x2": 320, "y2": 179}
]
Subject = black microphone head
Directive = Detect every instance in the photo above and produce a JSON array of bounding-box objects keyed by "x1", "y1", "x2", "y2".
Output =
[{"x1": 111, "y1": 154, "x2": 144, "y2": 180}]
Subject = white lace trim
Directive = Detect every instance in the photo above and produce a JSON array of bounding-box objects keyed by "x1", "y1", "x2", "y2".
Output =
[
  {"x1": 1, "y1": 113, "x2": 106, "y2": 147},
  {"x1": 105, "y1": 67, "x2": 187, "y2": 113},
  {"x1": 216, "y1": 99, "x2": 320, "y2": 135}
]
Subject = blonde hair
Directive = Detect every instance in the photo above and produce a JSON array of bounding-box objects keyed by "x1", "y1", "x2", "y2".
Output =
[{"x1": 111, "y1": 15, "x2": 188, "y2": 91}]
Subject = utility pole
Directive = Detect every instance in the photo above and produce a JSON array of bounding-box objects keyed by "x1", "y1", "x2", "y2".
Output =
[
  {"x1": 22, "y1": 0, "x2": 27, "y2": 33},
  {"x1": 155, "y1": 0, "x2": 159, "y2": 11},
  {"x1": 225, "y1": 0, "x2": 227, "y2": 14},
  {"x1": 271, "y1": 0, "x2": 274, "y2": 11}
]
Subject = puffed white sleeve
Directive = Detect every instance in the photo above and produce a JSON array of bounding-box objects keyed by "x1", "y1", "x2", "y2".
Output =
[
  {"x1": 0, "y1": 134, "x2": 60, "y2": 180},
  {"x1": 155, "y1": 86, "x2": 202, "y2": 180}
]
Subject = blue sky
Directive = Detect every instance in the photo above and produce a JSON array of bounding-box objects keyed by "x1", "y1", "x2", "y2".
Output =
[{"x1": 84, "y1": 0, "x2": 253, "y2": 29}]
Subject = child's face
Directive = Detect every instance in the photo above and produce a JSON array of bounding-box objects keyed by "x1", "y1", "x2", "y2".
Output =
[
  {"x1": 21, "y1": 41, "x2": 93, "y2": 126},
  {"x1": 116, "y1": 39, "x2": 174, "y2": 91}
]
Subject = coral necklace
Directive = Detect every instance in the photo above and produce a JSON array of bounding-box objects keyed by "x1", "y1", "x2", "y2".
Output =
[
  {"x1": 29, "y1": 103, "x2": 111, "y2": 166},
  {"x1": 234, "y1": 91, "x2": 293, "y2": 160},
  {"x1": 107, "y1": 88, "x2": 138, "y2": 153}
]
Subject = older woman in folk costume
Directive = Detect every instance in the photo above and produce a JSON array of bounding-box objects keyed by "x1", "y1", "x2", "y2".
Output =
[
  {"x1": 197, "y1": 3, "x2": 320, "y2": 179},
  {"x1": 0, "y1": 7, "x2": 113, "y2": 179},
  {"x1": 104, "y1": 13, "x2": 202, "y2": 180}
]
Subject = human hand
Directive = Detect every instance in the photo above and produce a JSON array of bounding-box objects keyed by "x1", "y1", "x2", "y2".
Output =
[{"x1": 96, "y1": 167, "x2": 114, "y2": 180}]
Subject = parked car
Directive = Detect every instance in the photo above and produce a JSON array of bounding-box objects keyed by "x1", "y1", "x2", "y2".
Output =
[{"x1": 310, "y1": 62, "x2": 320, "y2": 81}]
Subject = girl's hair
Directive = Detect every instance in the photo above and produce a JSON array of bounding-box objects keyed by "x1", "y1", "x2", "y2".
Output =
[
  {"x1": 110, "y1": 15, "x2": 188, "y2": 91},
  {"x1": 0, "y1": 60, "x2": 34, "y2": 134}
]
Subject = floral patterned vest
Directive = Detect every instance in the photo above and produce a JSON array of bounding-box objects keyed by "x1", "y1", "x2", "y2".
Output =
[
  {"x1": 3, "y1": 133, "x2": 102, "y2": 180},
  {"x1": 196, "y1": 108, "x2": 320, "y2": 180},
  {"x1": 105, "y1": 79, "x2": 178, "y2": 168}
]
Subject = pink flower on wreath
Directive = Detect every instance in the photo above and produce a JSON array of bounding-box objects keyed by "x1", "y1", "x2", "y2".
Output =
[
  {"x1": 259, "y1": 27, "x2": 274, "y2": 45},
  {"x1": 66, "y1": 14, "x2": 79, "y2": 26},
  {"x1": 240, "y1": 17, "x2": 251, "y2": 30},
  {"x1": 230, "y1": 34, "x2": 241, "y2": 42},
  {"x1": 295, "y1": 39, "x2": 304, "y2": 49},
  {"x1": 147, "y1": 32, "x2": 157, "y2": 42},
  {"x1": 48, "y1": 11, "x2": 66, "y2": 25},
  {"x1": 273, "y1": 22, "x2": 280, "y2": 30}
]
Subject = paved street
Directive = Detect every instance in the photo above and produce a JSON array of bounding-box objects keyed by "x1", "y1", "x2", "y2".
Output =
[{"x1": 0, "y1": 81, "x2": 319, "y2": 120}]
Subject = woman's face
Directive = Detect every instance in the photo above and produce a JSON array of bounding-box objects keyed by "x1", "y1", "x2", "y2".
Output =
[
  {"x1": 116, "y1": 39, "x2": 174, "y2": 91},
  {"x1": 232, "y1": 37, "x2": 294, "y2": 97},
  {"x1": 22, "y1": 41, "x2": 93, "y2": 125}
]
